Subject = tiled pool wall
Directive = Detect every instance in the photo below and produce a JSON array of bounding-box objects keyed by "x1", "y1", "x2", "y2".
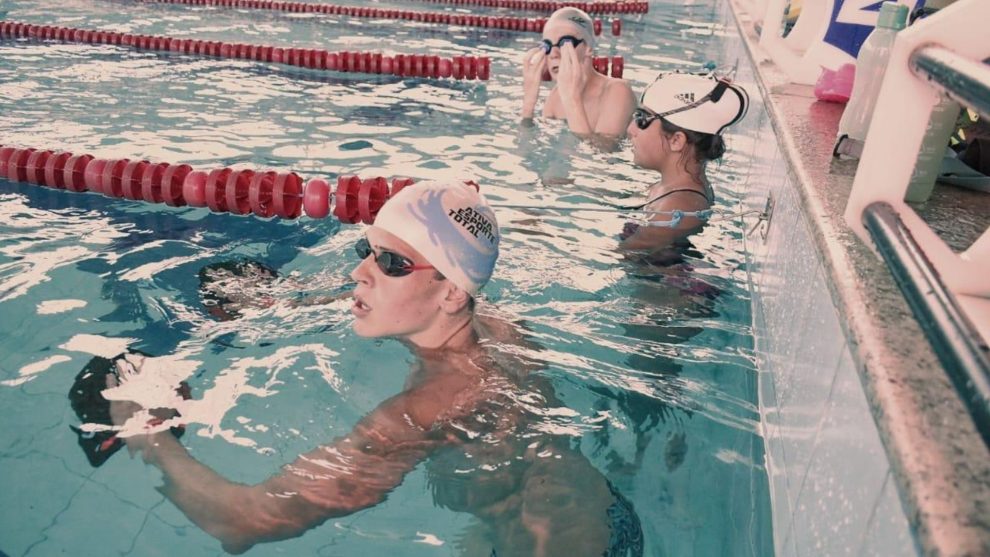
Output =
[{"x1": 710, "y1": 2, "x2": 918, "y2": 555}]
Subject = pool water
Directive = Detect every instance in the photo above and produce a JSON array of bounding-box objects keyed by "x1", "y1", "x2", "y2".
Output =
[{"x1": 0, "y1": 0, "x2": 773, "y2": 555}]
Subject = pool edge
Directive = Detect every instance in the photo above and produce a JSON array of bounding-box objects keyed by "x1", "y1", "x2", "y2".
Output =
[{"x1": 722, "y1": 1, "x2": 990, "y2": 555}]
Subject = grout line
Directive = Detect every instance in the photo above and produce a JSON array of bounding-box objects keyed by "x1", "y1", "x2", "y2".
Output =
[{"x1": 853, "y1": 468, "x2": 892, "y2": 557}]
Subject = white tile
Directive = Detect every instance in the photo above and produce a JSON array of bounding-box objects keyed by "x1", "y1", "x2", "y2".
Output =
[
  {"x1": 790, "y1": 354, "x2": 890, "y2": 556},
  {"x1": 857, "y1": 471, "x2": 917, "y2": 556}
]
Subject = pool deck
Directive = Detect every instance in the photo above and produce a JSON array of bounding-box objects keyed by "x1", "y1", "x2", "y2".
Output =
[{"x1": 725, "y1": 1, "x2": 990, "y2": 555}]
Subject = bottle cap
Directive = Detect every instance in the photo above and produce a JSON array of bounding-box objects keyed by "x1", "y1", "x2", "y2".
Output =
[{"x1": 877, "y1": 2, "x2": 909, "y2": 31}]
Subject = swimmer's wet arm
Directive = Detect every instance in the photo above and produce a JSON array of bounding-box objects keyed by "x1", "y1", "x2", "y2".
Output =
[
  {"x1": 554, "y1": 46, "x2": 593, "y2": 136},
  {"x1": 139, "y1": 385, "x2": 449, "y2": 554},
  {"x1": 521, "y1": 47, "x2": 547, "y2": 120},
  {"x1": 618, "y1": 193, "x2": 709, "y2": 251},
  {"x1": 559, "y1": 99, "x2": 593, "y2": 136},
  {"x1": 287, "y1": 289, "x2": 353, "y2": 307},
  {"x1": 618, "y1": 224, "x2": 686, "y2": 251}
]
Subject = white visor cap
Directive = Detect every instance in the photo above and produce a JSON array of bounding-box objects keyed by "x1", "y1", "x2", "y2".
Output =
[{"x1": 640, "y1": 72, "x2": 749, "y2": 135}]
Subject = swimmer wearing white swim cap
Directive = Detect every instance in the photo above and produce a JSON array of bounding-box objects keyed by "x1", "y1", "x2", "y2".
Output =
[
  {"x1": 521, "y1": 7, "x2": 636, "y2": 144},
  {"x1": 107, "y1": 180, "x2": 643, "y2": 556},
  {"x1": 351, "y1": 181, "x2": 499, "y2": 347},
  {"x1": 621, "y1": 71, "x2": 750, "y2": 253}
]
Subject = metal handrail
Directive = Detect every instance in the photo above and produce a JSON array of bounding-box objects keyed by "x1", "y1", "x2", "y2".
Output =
[
  {"x1": 863, "y1": 202, "x2": 990, "y2": 448},
  {"x1": 910, "y1": 46, "x2": 990, "y2": 121}
]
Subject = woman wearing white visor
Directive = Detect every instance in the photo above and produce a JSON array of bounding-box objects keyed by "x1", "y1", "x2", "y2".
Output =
[
  {"x1": 521, "y1": 7, "x2": 636, "y2": 144},
  {"x1": 620, "y1": 71, "x2": 749, "y2": 253}
]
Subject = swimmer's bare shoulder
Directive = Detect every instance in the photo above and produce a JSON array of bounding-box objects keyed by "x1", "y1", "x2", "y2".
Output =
[
  {"x1": 474, "y1": 308, "x2": 545, "y2": 377},
  {"x1": 595, "y1": 77, "x2": 637, "y2": 136}
]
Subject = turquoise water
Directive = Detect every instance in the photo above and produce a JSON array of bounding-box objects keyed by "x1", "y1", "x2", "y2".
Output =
[{"x1": 0, "y1": 0, "x2": 772, "y2": 555}]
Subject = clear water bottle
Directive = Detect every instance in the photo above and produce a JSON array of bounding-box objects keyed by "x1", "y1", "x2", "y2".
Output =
[
  {"x1": 833, "y1": 2, "x2": 910, "y2": 158},
  {"x1": 906, "y1": 95, "x2": 961, "y2": 202}
]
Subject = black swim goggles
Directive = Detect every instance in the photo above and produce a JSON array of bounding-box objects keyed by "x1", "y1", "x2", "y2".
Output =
[
  {"x1": 355, "y1": 237, "x2": 434, "y2": 277},
  {"x1": 633, "y1": 107, "x2": 663, "y2": 130},
  {"x1": 540, "y1": 35, "x2": 585, "y2": 55}
]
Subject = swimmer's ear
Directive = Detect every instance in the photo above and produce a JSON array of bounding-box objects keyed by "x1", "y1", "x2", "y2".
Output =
[
  {"x1": 438, "y1": 282, "x2": 473, "y2": 314},
  {"x1": 667, "y1": 130, "x2": 688, "y2": 153}
]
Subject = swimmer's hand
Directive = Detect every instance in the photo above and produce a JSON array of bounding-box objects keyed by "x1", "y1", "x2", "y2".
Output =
[
  {"x1": 286, "y1": 289, "x2": 353, "y2": 308},
  {"x1": 556, "y1": 42, "x2": 588, "y2": 106},
  {"x1": 521, "y1": 46, "x2": 547, "y2": 119},
  {"x1": 619, "y1": 221, "x2": 640, "y2": 241},
  {"x1": 106, "y1": 358, "x2": 183, "y2": 457},
  {"x1": 556, "y1": 42, "x2": 594, "y2": 136}
]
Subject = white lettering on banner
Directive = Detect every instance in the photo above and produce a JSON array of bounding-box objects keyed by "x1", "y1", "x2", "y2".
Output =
[{"x1": 836, "y1": 0, "x2": 912, "y2": 27}]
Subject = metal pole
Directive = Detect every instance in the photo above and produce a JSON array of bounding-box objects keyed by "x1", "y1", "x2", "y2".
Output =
[{"x1": 863, "y1": 202, "x2": 990, "y2": 448}]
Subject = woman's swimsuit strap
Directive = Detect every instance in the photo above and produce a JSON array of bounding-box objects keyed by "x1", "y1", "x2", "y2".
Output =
[{"x1": 640, "y1": 188, "x2": 711, "y2": 208}]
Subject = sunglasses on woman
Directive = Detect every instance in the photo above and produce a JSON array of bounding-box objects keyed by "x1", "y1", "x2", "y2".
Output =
[
  {"x1": 355, "y1": 237, "x2": 434, "y2": 277},
  {"x1": 540, "y1": 35, "x2": 585, "y2": 55},
  {"x1": 633, "y1": 107, "x2": 663, "y2": 130}
]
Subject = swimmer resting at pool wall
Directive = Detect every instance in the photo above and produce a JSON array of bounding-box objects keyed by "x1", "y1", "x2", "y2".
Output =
[
  {"x1": 620, "y1": 71, "x2": 749, "y2": 253},
  {"x1": 106, "y1": 181, "x2": 644, "y2": 556},
  {"x1": 521, "y1": 7, "x2": 636, "y2": 143}
]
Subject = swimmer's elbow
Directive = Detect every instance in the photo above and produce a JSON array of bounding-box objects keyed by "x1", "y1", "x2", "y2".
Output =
[
  {"x1": 232, "y1": 483, "x2": 387, "y2": 548},
  {"x1": 589, "y1": 132, "x2": 623, "y2": 152},
  {"x1": 206, "y1": 487, "x2": 355, "y2": 553},
  {"x1": 618, "y1": 238, "x2": 652, "y2": 252},
  {"x1": 220, "y1": 537, "x2": 255, "y2": 555},
  {"x1": 618, "y1": 229, "x2": 676, "y2": 253}
]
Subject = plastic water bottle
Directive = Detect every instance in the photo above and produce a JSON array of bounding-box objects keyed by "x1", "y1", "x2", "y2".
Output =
[
  {"x1": 906, "y1": 95, "x2": 961, "y2": 201},
  {"x1": 833, "y1": 2, "x2": 909, "y2": 158}
]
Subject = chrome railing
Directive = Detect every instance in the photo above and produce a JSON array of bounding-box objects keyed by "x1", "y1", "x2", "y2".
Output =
[
  {"x1": 910, "y1": 46, "x2": 990, "y2": 121},
  {"x1": 844, "y1": 0, "x2": 990, "y2": 446},
  {"x1": 863, "y1": 202, "x2": 990, "y2": 447}
]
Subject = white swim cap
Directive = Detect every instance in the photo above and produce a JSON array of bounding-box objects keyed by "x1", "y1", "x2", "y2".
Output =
[
  {"x1": 544, "y1": 7, "x2": 596, "y2": 50},
  {"x1": 640, "y1": 71, "x2": 749, "y2": 135},
  {"x1": 373, "y1": 181, "x2": 499, "y2": 296}
]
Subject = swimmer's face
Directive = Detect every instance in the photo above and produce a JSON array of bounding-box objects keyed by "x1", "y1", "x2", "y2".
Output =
[
  {"x1": 349, "y1": 226, "x2": 450, "y2": 344},
  {"x1": 541, "y1": 21, "x2": 591, "y2": 78},
  {"x1": 626, "y1": 107, "x2": 690, "y2": 172},
  {"x1": 628, "y1": 108, "x2": 684, "y2": 170},
  {"x1": 628, "y1": 107, "x2": 663, "y2": 168}
]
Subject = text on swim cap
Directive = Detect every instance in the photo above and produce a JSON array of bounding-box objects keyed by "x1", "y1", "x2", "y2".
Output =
[
  {"x1": 568, "y1": 16, "x2": 590, "y2": 28},
  {"x1": 448, "y1": 207, "x2": 496, "y2": 243}
]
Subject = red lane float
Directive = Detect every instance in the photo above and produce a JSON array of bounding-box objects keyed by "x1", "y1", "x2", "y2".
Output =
[
  {"x1": 0, "y1": 21, "x2": 490, "y2": 81},
  {"x1": 393, "y1": 0, "x2": 647, "y2": 15},
  {"x1": 542, "y1": 54, "x2": 623, "y2": 81},
  {"x1": 0, "y1": 144, "x2": 481, "y2": 224},
  {"x1": 121, "y1": 0, "x2": 555, "y2": 35}
]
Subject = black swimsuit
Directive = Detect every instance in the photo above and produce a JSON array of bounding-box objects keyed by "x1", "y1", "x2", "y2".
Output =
[{"x1": 635, "y1": 187, "x2": 712, "y2": 210}]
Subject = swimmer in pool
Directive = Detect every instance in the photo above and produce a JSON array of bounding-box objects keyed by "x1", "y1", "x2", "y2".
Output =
[
  {"x1": 521, "y1": 7, "x2": 636, "y2": 145},
  {"x1": 620, "y1": 71, "x2": 749, "y2": 254},
  {"x1": 107, "y1": 181, "x2": 643, "y2": 556}
]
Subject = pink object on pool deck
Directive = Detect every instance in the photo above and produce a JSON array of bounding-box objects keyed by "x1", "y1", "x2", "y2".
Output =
[{"x1": 814, "y1": 63, "x2": 856, "y2": 103}]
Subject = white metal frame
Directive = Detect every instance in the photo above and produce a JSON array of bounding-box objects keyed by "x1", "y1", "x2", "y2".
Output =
[
  {"x1": 757, "y1": 0, "x2": 831, "y2": 84},
  {"x1": 844, "y1": 0, "x2": 990, "y2": 336}
]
